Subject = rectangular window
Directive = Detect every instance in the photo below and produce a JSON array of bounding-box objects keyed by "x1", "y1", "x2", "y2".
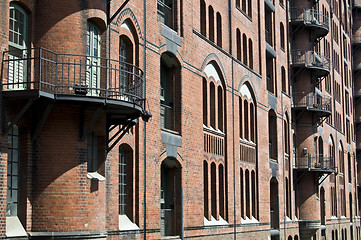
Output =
[
  {"x1": 87, "y1": 133, "x2": 98, "y2": 173},
  {"x1": 7, "y1": 126, "x2": 19, "y2": 217}
]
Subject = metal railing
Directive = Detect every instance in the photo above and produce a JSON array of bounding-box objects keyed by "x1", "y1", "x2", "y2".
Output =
[
  {"x1": 1, "y1": 48, "x2": 144, "y2": 106},
  {"x1": 290, "y1": 8, "x2": 329, "y2": 30},
  {"x1": 291, "y1": 50, "x2": 330, "y2": 71},
  {"x1": 293, "y1": 92, "x2": 332, "y2": 112},
  {"x1": 294, "y1": 154, "x2": 334, "y2": 171}
]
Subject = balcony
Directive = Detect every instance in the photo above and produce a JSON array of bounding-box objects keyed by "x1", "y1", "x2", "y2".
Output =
[
  {"x1": 292, "y1": 92, "x2": 332, "y2": 118},
  {"x1": 294, "y1": 154, "x2": 334, "y2": 173},
  {"x1": 290, "y1": 8, "x2": 329, "y2": 39},
  {"x1": 291, "y1": 50, "x2": 330, "y2": 77},
  {"x1": 1, "y1": 48, "x2": 146, "y2": 125},
  {"x1": 203, "y1": 126, "x2": 225, "y2": 157}
]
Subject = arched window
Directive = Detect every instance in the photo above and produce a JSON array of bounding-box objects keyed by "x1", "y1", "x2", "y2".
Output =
[
  {"x1": 244, "y1": 100, "x2": 249, "y2": 140},
  {"x1": 242, "y1": 33, "x2": 247, "y2": 65},
  {"x1": 87, "y1": 21, "x2": 101, "y2": 96},
  {"x1": 160, "y1": 52, "x2": 181, "y2": 133},
  {"x1": 250, "y1": 103, "x2": 255, "y2": 142},
  {"x1": 239, "y1": 97, "x2": 243, "y2": 138},
  {"x1": 280, "y1": 22, "x2": 285, "y2": 50},
  {"x1": 240, "y1": 168, "x2": 244, "y2": 218},
  {"x1": 8, "y1": 3, "x2": 27, "y2": 90},
  {"x1": 245, "y1": 169, "x2": 250, "y2": 218},
  {"x1": 348, "y1": 153, "x2": 352, "y2": 183},
  {"x1": 251, "y1": 170, "x2": 256, "y2": 217},
  {"x1": 119, "y1": 145, "x2": 135, "y2": 224},
  {"x1": 200, "y1": 0, "x2": 206, "y2": 35},
  {"x1": 211, "y1": 162, "x2": 217, "y2": 218},
  {"x1": 236, "y1": 29, "x2": 242, "y2": 61},
  {"x1": 119, "y1": 35, "x2": 134, "y2": 93},
  {"x1": 248, "y1": 39, "x2": 253, "y2": 69},
  {"x1": 219, "y1": 164, "x2": 225, "y2": 218},
  {"x1": 270, "y1": 178, "x2": 279, "y2": 229},
  {"x1": 203, "y1": 78, "x2": 208, "y2": 125},
  {"x1": 210, "y1": 82, "x2": 216, "y2": 128},
  {"x1": 269, "y1": 110, "x2": 278, "y2": 160},
  {"x1": 203, "y1": 161, "x2": 209, "y2": 219},
  {"x1": 208, "y1": 6, "x2": 214, "y2": 42},
  {"x1": 284, "y1": 114, "x2": 290, "y2": 155},
  {"x1": 281, "y1": 66, "x2": 287, "y2": 93},
  {"x1": 339, "y1": 142, "x2": 344, "y2": 173},
  {"x1": 216, "y1": 12, "x2": 222, "y2": 47},
  {"x1": 218, "y1": 86, "x2": 224, "y2": 131}
]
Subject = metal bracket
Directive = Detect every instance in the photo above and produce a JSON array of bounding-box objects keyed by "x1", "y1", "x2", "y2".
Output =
[
  {"x1": 106, "y1": 119, "x2": 137, "y2": 153},
  {"x1": 80, "y1": 106, "x2": 102, "y2": 142},
  {"x1": 32, "y1": 104, "x2": 53, "y2": 141},
  {"x1": 2, "y1": 98, "x2": 34, "y2": 136},
  {"x1": 107, "y1": 0, "x2": 131, "y2": 25}
]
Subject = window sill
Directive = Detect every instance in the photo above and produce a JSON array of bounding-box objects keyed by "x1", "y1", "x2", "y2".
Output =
[
  {"x1": 87, "y1": 172, "x2": 105, "y2": 181},
  {"x1": 6, "y1": 216, "x2": 27, "y2": 238},
  {"x1": 241, "y1": 216, "x2": 259, "y2": 224},
  {"x1": 204, "y1": 216, "x2": 228, "y2": 226},
  {"x1": 119, "y1": 215, "x2": 139, "y2": 231}
]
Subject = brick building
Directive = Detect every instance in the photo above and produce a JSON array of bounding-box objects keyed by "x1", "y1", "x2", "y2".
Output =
[{"x1": 0, "y1": 0, "x2": 360, "y2": 239}]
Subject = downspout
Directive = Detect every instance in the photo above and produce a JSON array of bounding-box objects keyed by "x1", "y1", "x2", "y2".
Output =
[
  {"x1": 143, "y1": 0, "x2": 147, "y2": 239},
  {"x1": 228, "y1": 0, "x2": 236, "y2": 239}
]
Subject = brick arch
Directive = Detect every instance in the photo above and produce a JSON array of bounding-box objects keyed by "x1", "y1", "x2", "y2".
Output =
[
  {"x1": 85, "y1": 11, "x2": 107, "y2": 31},
  {"x1": 200, "y1": 53, "x2": 228, "y2": 86},
  {"x1": 113, "y1": 8, "x2": 143, "y2": 41},
  {"x1": 237, "y1": 79, "x2": 258, "y2": 103},
  {"x1": 10, "y1": 0, "x2": 32, "y2": 13}
]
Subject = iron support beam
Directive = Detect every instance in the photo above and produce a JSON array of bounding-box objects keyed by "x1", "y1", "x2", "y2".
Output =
[
  {"x1": 2, "y1": 98, "x2": 34, "y2": 136},
  {"x1": 80, "y1": 106, "x2": 102, "y2": 142},
  {"x1": 32, "y1": 104, "x2": 53, "y2": 141},
  {"x1": 106, "y1": 119, "x2": 137, "y2": 153},
  {"x1": 107, "y1": 0, "x2": 131, "y2": 25}
]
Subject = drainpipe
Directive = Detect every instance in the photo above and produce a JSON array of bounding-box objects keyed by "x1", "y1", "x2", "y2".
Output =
[
  {"x1": 143, "y1": 0, "x2": 147, "y2": 239},
  {"x1": 228, "y1": 0, "x2": 236, "y2": 239}
]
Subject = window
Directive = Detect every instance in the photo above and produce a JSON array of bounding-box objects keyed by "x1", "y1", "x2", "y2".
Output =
[
  {"x1": 208, "y1": 6, "x2": 214, "y2": 42},
  {"x1": 281, "y1": 66, "x2": 287, "y2": 93},
  {"x1": 240, "y1": 168, "x2": 244, "y2": 218},
  {"x1": 216, "y1": 12, "x2": 222, "y2": 47},
  {"x1": 119, "y1": 35, "x2": 133, "y2": 93},
  {"x1": 119, "y1": 145, "x2": 136, "y2": 227},
  {"x1": 160, "y1": 52, "x2": 181, "y2": 133},
  {"x1": 7, "y1": 125, "x2": 19, "y2": 217},
  {"x1": 239, "y1": 97, "x2": 243, "y2": 138},
  {"x1": 200, "y1": 0, "x2": 206, "y2": 35},
  {"x1": 245, "y1": 169, "x2": 250, "y2": 218},
  {"x1": 266, "y1": 57, "x2": 275, "y2": 94},
  {"x1": 236, "y1": 29, "x2": 242, "y2": 61},
  {"x1": 8, "y1": 3, "x2": 28, "y2": 90},
  {"x1": 280, "y1": 22, "x2": 285, "y2": 50},
  {"x1": 248, "y1": 39, "x2": 253, "y2": 69},
  {"x1": 269, "y1": 110, "x2": 277, "y2": 160},
  {"x1": 86, "y1": 21, "x2": 101, "y2": 96},
  {"x1": 211, "y1": 162, "x2": 216, "y2": 217},
  {"x1": 203, "y1": 78, "x2": 207, "y2": 125},
  {"x1": 204, "y1": 161, "x2": 209, "y2": 219},
  {"x1": 243, "y1": 34, "x2": 247, "y2": 65},
  {"x1": 248, "y1": 0, "x2": 252, "y2": 17},
  {"x1": 87, "y1": 132, "x2": 99, "y2": 173},
  {"x1": 158, "y1": 0, "x2": 177, "y2": 31}
]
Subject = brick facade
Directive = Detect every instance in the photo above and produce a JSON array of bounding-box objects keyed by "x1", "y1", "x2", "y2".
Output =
[{"x1": 0, "y1": 0, "x2": 360, "y2": 239}]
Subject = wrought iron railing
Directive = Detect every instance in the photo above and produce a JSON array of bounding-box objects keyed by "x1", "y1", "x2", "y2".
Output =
[
  {"x1": 294, "y1": 154, "x2": 334, "y2": 171},
  {"x1": 1, "y1": 48, "x2": 144, "y2": 106},
  {"x1": 290, "y1": 8, "x2": 329, "y2": 30},
  {"x1": 291, "y1": 50, "x2": 330, "y2": 71},
  {"x1": 293, "y1": 92, "x2": 332, "y2": 112}
]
